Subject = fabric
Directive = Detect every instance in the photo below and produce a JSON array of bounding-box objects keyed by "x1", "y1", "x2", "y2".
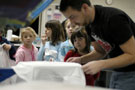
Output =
[
  {"x1": 12, "y1": 61, "x2": 86, "y2": 86},
  {"x1": 110, "y1": 71, "x2": 135, "y2": 90},
  {"x1": 0, "y1": 36, "x2": 16, "y2": 60},
  {"x1": 0, "y1": 0, "x2": 54, "y2": 26},
  {"x1": 0, "y1": 45, "x2": 16, "y2": 85},
  {"x1": 37, "y1": 41, "x2": 63, "y2": 62},
  {"x1": 0, "y1": 45, "x2": 15, "y2": 68},
  {"x1": 0, "y1": 81, "x2": 109, "y2": 90},
  {"x1": 0, "y1": 69, "x2": 15, "y2": 82},
  {"x1": 15, "y1": 44, "x2": 38, "y2": 64},
  {"x1": 64, "y1": 50, "x2": 100, "y2": 86},
  {"x1": 85, "y1": 5, "x2": 135, "y2": 72},
  {"x1": 60, "y1": 40, "x2": 74, "y2": 60}
]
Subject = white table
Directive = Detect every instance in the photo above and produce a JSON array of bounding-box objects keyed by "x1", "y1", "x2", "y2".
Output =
[{"x1": 0, "y1": 81, "x2": 111, "y2": 90}]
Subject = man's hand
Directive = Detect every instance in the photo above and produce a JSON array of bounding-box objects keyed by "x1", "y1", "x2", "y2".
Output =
[
  {"x1": 3, "y1": 43, "x2": 11, "y2": 51},
  {"x1": 66, "y1": 57, "x2": 82, "y2": 63},
  {"x1": 82, "y1": 60, "x2": 105, "y2": 75}
]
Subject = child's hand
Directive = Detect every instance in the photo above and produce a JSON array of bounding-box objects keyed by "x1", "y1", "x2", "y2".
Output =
[
  {"x1": 2, "y1": 43, "x2": 11, "y2": 51},
  {"x1": 41, "y1": 35, "x2": 48, "y2": 45}
]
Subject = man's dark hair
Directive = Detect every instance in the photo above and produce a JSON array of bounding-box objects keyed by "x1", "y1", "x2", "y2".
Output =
[{"x1": 60, "y1": 0, "x2": 91, "y2": 12}]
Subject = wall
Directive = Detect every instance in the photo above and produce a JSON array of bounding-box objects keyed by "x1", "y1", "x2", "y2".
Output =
[
  {"x1": 91, "y1": 0, "x2": 135, "y2": 21},
  {"x1": 39, "y1": 1, "x2": 65, "y2": 36}
]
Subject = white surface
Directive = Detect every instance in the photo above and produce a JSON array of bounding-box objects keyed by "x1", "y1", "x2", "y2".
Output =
[
  {"x1": 13, "y1": 44, "x2": 40, "y2": 48},
  {"x1": 0, "y1": 81, "x2": 111, "y2": 90},
  {"x1": 12, "y1": 61, "x2": 86, "y2": 86},
  {"x1": 6, "y1": 29, "x2": 13, "y2": 41},
  {"x1": 0, "y1": 45, "x2": 16, "y2": 85},
  {"x1": 0, "y1": 45, "x2": 15, "y2": 68}
]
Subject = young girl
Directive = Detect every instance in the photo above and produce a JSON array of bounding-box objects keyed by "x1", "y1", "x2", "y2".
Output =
[
  {"x1": 37, "y1": 20, "x2": 65, "y2": 62},
  {"x1": 64, "y1": 27, "x2": 99, "y2": 86},
  {"x1": 60, "y1": 19, "x2": 78, "y2": 60},
  {"x1": 15, "y1": 27, "x2": 38, "y2": 64}
]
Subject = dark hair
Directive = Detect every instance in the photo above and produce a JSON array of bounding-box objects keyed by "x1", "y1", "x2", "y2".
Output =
[
  {"x1": 45, "y1": 20, "x2": 65, "y2": 45},
  {"x1": 60, "y1": 0, "x2": 91, "y2": 12},
  {"x1": 71, "y1": 26, "x2": 91, "y2": 53}
]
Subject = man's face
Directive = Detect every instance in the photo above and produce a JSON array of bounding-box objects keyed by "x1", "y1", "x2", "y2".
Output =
[{"x1": 62, "y1": 7, "x2": 89, "y2": 26}]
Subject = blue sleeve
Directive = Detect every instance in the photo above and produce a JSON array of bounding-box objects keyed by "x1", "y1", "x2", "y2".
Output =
[
  {"x1": 60, "y1": 43, "x2": 66, "y2": 57},
  {"x1": 9, "y1": 45, "x2": 16, "y2": 60},
  {"x1": 2, "y1": 37, "x2": 16, "y2": 60},
  {"x1": 37, "y1": 43, "x2": 45, "y2": 61},
  {"x1": 58, "y1": 43, "x2": 65, "y2": 62}
]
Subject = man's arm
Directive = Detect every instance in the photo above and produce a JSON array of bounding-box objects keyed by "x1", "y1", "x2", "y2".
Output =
[
  {"x1": 102, "y1": 36, "x2": 135, "y2": 69},
  {"x1": 67, "y1": 41, "x2": 106, "y2": 63},
  {"x1": 81, "y1": 41, "x2": 106, "y2": 64},
  {"x1": 82, "y1": 36, "x2": 135, "y2": 75}
]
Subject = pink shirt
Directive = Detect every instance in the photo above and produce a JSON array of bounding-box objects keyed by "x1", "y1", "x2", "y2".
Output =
[{"x1": 15, "y1": 44, "x2": 38, "y2": 64}]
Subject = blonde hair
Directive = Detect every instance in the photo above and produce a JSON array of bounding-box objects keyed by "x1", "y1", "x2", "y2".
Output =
[
  {"x1": 20, "y1": 27, "x2": 37, "y2": 41},
  {"x1": 64, "y1": 19, "x2": 70, "y2": 27}
]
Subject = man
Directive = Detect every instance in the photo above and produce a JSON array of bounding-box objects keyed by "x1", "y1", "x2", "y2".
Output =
[{"x1": 60, "y1": 0, "x2": 135, "y2": 89}]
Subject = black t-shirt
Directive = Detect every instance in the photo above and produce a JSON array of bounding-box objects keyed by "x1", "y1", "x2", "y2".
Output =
[{"x1": 86, "y1": 5, "x2": 135, "y2": 72}]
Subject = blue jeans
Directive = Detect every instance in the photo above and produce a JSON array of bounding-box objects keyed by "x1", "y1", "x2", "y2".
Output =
[{"x1": 110, "y1": 71, "x2": 135, "y2": 90}]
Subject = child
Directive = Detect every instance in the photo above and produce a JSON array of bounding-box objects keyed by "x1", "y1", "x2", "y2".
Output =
[
  {"x1": 15, "y1": 27, "x2": 38, "y2": 64},
  {"x1": 0, "y1": 28, "x2": 16, "y2": 60},
  {"x1": 37, "y1": 20, "x2": 65, "y2": 62},
  {"x1": 60, "y1": 19, "x2": 79, "y2": 60},
  {"x1": 64, "y1": 27, "x2": 99, "y2": 86}
]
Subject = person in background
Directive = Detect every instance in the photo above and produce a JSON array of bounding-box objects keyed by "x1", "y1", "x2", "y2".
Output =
[
  {"x1": 64, "y1": 27, "x2": 99, "y2": 86},
  {"x1": 15, "y1": 27, "x2": 38, "y2": 64},
  {"x1": 0, "y1": 28, "x2": 16, "y2": 60},
  {"x1": 37, "y1": 20, "x2": 65, "y2": 62},
  {"x1": 60, "y1": 0, "x2": 135, "y2": 89},
  {"x1": 60, "y1": 19, "x2": 78, "y2": 60}
]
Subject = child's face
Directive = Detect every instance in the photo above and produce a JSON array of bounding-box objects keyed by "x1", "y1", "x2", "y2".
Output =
[
  {"x1": 45, "y1": 28, "x2": 52, "y2": 38},
  {"x1": 73, "y1": 37, "x2": 86, "y2": 52},
  {"x1": 22, "y1": 31, "x2": 35, "y2": 45},
  {"x1": 66, "y1": 21, "x2": 78, "y2": 39}
]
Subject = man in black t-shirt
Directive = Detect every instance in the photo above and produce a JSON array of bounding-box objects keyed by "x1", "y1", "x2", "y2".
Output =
[{"x1": 60, "y1": 0, "x2": 135, "y2": 89}]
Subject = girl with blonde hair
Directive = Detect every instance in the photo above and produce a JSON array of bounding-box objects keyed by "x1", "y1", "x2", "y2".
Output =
[{"x1": 15, "y1": 27, "x2": 38, "y2": 64}]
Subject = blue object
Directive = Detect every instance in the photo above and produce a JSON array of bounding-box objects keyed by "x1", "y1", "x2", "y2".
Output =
[
  {"x1": 0, "y1": 0, "x2": 54, "y2": 26},
  {"x1": 0, "y1": 68, "x2": 15, "y2": 82},
  {"x1": 31, "y1": 0, "x2": 54, "y2": 19}
]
